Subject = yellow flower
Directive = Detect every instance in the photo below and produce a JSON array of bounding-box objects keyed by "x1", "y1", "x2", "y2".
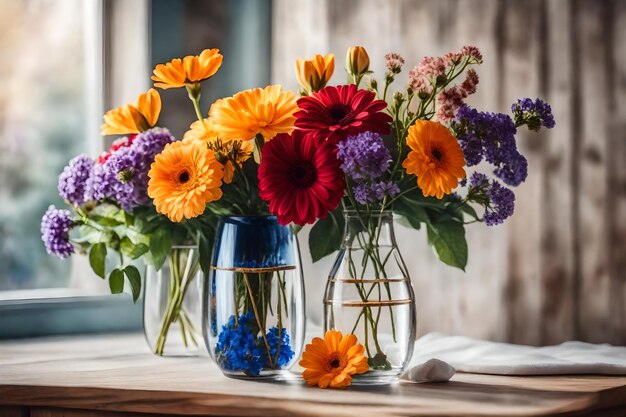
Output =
[
  {"x1": 299, "y1": 330, "x2": 368, "y2": 389},
  {"x1": 346, "y1": 46, "x2": 370, "y2": 78},
  {"x1": 295, "y1": 53, "x2": 334, "y2": 94},
  {"x1": 209, "y1": 85, "x2": 297, "y2": 142},
  {"x1": 402, "y1": 120, "x2": 466, "y2": 199},
  {"x1": 147, "y1": 140, "x2": 224, "y2": 222},
  {"x1": 183, "y1": 118, "x2": 219, "y2": 143},
  {"x1": 151, "y1": 48, "x2": 223, "y2": 89},
  {"x1": 101, "y1": 89, "x2": 161, "y2": 135}
]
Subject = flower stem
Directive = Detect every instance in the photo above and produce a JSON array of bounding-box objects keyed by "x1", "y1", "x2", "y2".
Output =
[
  {"x1": 243, "y1": 272, "x2": 274, "y2": 368},
  {"x1": 153, "y1": 248, "x2": 199, "y2": 355},
  {"x1": 186, "y1": 83, "x2": 205, "y2": 124}
]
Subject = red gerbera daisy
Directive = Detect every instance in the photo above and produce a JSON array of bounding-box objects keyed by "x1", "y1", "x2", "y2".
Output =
[
  {"x1": 294, "y1": 84, "x2": 393, "y2": 145},
  {"x1": 258, "y1": 130, "x2": 345, "y2": 226}
]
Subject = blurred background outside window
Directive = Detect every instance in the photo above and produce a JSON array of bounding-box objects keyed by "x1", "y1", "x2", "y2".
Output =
[{"x1": 0, "y1": 0, "x2": 88, "y2": 292}]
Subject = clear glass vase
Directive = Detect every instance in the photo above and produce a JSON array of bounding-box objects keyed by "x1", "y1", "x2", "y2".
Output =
[
  {"x1": 143, "y1": 245, "x2": 203, "y2": 356},
  {"x1": 324, "y1": 210, "x2": 416, "y2": 384},
  {"x1": 203, "y1": 215, "x2": 305, "y2": 380}
]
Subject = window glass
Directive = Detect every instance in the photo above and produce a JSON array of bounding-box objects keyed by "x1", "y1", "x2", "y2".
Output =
[{"x1": 0, "y1": 0, "x2": 86, "y2": 290}]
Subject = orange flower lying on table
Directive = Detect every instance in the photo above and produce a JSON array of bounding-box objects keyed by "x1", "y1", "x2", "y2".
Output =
[{"x1": 300, "y1": 330, "x2": 368, "y2": 388}]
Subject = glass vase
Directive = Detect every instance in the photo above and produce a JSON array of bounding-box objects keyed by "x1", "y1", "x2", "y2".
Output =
[
  {"x1": 203, "y1": 215, "x2": 305, "y2": 380},
  {"x1": 324, "y1": 210, "x2": 416, "y2": 384},
  {"x1": 143, "y1": 245, "x2": 203, "y2": 356}
]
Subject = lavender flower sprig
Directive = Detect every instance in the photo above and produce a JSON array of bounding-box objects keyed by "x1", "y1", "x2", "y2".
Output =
[{"x1": 41, "y1": 205, "x2": 75, "y2": 258}]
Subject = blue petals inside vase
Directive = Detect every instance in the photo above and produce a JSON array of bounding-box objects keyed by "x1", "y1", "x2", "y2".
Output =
[{"x1": 203, "y1": 215, "x2": 305, "y2": 379}]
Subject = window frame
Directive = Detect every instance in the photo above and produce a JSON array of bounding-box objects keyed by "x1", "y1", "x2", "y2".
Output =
[
  {"x1": 0, "y1": 0, "x2": 149, "y2": 339},
  {"x1": 0, "y1": 0, "x2": 273, "y2": 340}
]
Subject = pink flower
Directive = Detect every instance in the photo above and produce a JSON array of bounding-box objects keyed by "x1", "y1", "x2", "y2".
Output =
[
  {"x1": 436, "y1": 69, "x2": 480, "y2": 122},
  {"x1": 460, "y1": 68, "x2": 479, "y2": 95},
  {"x1": 436, "y1": 86, "x2": 466, "y2": 122},
  {"x1": 408, "y1": 56, "x2": 447, "y2": 94},
  {"x1": 461, "y1": 45, "x2": 483, "y2": 63},
  {"x1": 385, "y1": 52, "x2": 405, "y2": 73}
]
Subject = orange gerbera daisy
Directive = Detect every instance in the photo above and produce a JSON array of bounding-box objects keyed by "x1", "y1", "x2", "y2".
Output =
[
  {"x1": 183, "y1": 118, "x2": 219, "y2": 143},
  {"x1": 209, "y1": 85, "x2": 298, "y2": 142},
  {"x1": 299, "y1": 330, "x2": 368, "y2": 388},
  {"x1": 147, "y1": 140, "x2": 223, "y2": 222},
  {"x1": 295, "y1": 53, "x2": 335, "y2": 94},
  {"x1": 151, "y1": 48, "x2": 223, "y2": 89},
  {"x1": 101, "y1": 89, "x2": 161, "y2": 135},
  {"x1": 403, "y1": 120, "x2": 466, "y2": 199}
]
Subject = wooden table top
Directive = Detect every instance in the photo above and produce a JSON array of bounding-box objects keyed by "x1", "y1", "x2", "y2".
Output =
[{"x1": 1, "y1": 333, "x2": 625, "y2": 417}]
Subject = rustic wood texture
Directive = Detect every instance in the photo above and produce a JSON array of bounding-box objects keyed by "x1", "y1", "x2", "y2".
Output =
[
  {"x1": 272, "y1": 0, "x2": 626, "y2": 345},
  {"x1": 1, "y1": 334, "x2": 626, "y2": 417},
  {"x1": 0, "y1": 407, "x2": 27, "y2": 417}
]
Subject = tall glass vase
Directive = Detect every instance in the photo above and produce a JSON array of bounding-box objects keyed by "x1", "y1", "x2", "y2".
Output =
[
  {"x1": 203, "y1": 215, "x2": 305, "y2": 380},
  {"x1": 143, "y1": 245, "x2": 203, "y2": 356},
  {"x1": 324, "y1": 210, "x2": 416, "y2": 384}
]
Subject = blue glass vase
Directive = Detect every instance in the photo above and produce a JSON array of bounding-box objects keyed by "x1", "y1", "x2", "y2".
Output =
[{"x1": 203, "y1": 215, "x2": 305, "y2": 380}]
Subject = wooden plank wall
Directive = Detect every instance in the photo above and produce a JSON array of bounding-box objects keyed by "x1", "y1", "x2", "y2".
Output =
[{"x1": 272, "y1": 0, "x2": 626, "y2": 345}]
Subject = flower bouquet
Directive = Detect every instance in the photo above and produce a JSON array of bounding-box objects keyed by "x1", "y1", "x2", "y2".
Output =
[
  {"x1": 41, "y1": 41, "x2": 554, "y2": 384},
  {"x1": 288, "y1": 46, "x2": 554, "y2": 387},
  {"x1": 40, "y1": 48, "x2": 307, "y2": 365}
]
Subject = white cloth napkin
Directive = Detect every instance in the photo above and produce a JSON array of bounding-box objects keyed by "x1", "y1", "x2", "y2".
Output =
[{"x1": 401, "y1": 332, "x2": 626, "y2": 383}]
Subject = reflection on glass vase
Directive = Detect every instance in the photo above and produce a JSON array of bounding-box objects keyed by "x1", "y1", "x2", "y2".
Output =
[
  {"x1": 204, "y1": 216, "x2": 305, "y2": 380},
  {"x1": 324, "y1": 210, "x2": 416, "y2": 384},
  {"x1": 143, "y1": 245, "x2": 203, "y2": 356}
]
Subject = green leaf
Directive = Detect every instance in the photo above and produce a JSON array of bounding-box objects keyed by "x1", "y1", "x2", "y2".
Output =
[
  {"x1": 426, "y1": 220, "x2": 468, "y2": 270},
  {"x1": 309, "y1": 207, "x2": 344, "y2": 263},
  {"x1": 124, "y1": 212, "x2": 135, "y2": 227},
  {"x1": 460, "y1": 203, "x2": 481, "y2": 221},
  {"x1": 123, "y1": 265, "x2": 142, "y2": 303},
  {"x1": 393, "y1": 197, "x2": 430, "y2": 230},
  {"x1": 120, "y1": 237, "x2": 149, "y2": 259},
  {"x1": 89, "y1": 243, "x2": 107, "y2": 279},
  {"x1": 108, "y1": 269, "x2": 124, "y2": 294},
  {"x1": 89, "y1": 214, "x2": 124, "y2": 227},
  {"x1": 149, "y1": 228, "x2": 172, "y2": 270}
]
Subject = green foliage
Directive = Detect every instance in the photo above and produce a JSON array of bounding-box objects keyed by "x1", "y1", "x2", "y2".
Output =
[
  {"x1": 393, "y1": 196, "x2": 429, "y2": 230},
  {"x1": 123, "y1": 265, "x2": 142, "y2": 303},
  {"x1": 89, "y1": 243, "x2": 107, "y2": 279},
  {"x1": 120, "y1": 237, "x2": 149, "y2": 259},
  {"x1": 108, "y1": 268, "x2": 124, "y2": 294},
  {"x1": 391, "y1": 188, "x2": 469, "y2": 270},
  {"x1": 309, "y1": 206, "x2": 344, "y2": 263},
  {"x1": 149, "y1": 228, "x2": 173, "y2": 270},
  {"x1": 426, "y1": 220, "x2": 467, "y2": 270}
]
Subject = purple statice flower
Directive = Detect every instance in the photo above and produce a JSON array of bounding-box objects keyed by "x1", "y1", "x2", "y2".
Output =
[
  {"x1": 353, "y1": 181, "x2": 400, "y2": 204},
  {"x1": 353, "y1": 183, "x2": 377, "y2": 204},
  {"x1": 373, "y1": 181, "x2": 400, "y2": 200},
  {"x1": 455, "y1": 105, "x2": 527, "y2": 187},
  {"x1": 85, "y1": 128, "x2": 175, "y2": 211},
  {"x1": 57, "y1": 154, "x2": 94, "y2": 206},
  {"x1": 466, "y1": 172, "x2": 515, "y2": 226},
  {"x1": 511, "y1": 98, "x2": 555, "y2": 131},
  {"x1": 41, "y1": 205, "x2": 74, "y2": 258},
  {"x1": 493, "y1": 151, "x2": 528, "y2": 188},
  {"x1": 484, "y1": 181, "x2": 515, "y2": 226},
  {"x1": 337, "y1": 132, "x2": 391, "y2": 181}
]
